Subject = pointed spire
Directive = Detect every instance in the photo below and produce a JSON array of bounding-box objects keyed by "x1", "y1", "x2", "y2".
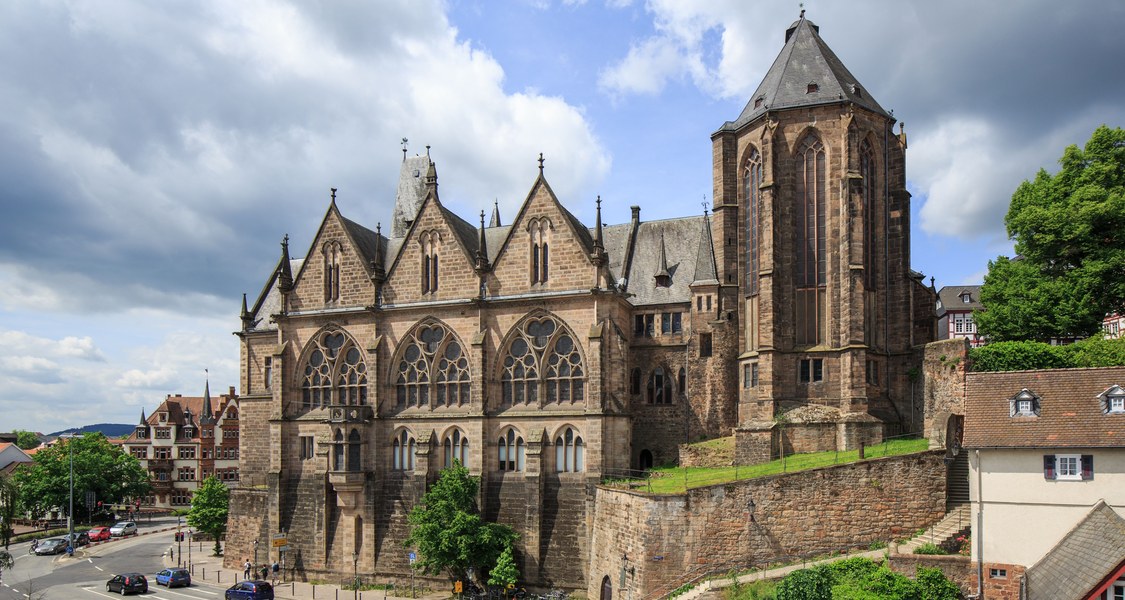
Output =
[
  {"x1": 240, "y1": 293, "x2": 252, "y2": 330},
  {"x1": 138, "y1": 409, "x2": 147, "y2": 426},
  {"x1": 591, "y1": 196, "x2": 607, "y2": 269},
  {"x1": 201, "y1": 372, "x2": 214, "y2": 423},
  {"x1": 655, "y1": 231, "x2": 671, "y2": 285},
  {"x1": 371, "y1": 222, "x2": 386, "y2": 284},
  {"x1": 489, "y1": 199, "x2": 502, "y2": 228},
  {"x1": 693, "y1": 210, "x2": 719, "y2": 284},
  {"x1": 277, "y1": 234, "x2": 294, "y2": 293},
  {"x1": 475, "y1": 210, "x2": 490, "y2": 274}
]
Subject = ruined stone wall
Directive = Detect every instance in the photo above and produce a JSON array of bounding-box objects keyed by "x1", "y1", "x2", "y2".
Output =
[
  {"x1": 588, "y1": 451, "x2": 947, "y2": 600},
  {"x1": 921, "y1": 338, "x2": 969, "y2": 448}
]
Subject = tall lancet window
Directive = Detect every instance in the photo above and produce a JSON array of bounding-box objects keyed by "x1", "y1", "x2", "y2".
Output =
[
  {"x1": 421, "y1": 231, "x2": 441, "y2": 294},
  {"x1": 795, "y1": 134, "x2": 826, "y2": 346},
  {"x1": 323, "y1": 241, "x2": 342, "y2": 303},
  {"x1": 529, "y1": 218, "x2": 551, "y2": 284},
  {"x1": 744, "y1": 148, "x2": 762, "y2": 294},
  {"x1": 860, "y1": 138, "x2": 879, "y2": 347}
]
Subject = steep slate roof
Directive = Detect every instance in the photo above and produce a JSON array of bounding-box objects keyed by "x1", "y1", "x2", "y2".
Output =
[
  {"x1": 963, "y1": 366, "x2": 1125, "y2": 448},
  {"x1": 245, "y1": 258, "x2": 303, "y2": 334},
  {"x1": 340, "y1": 214, "x2": 381, "y2": 271},
  {"x1": 717, "y1": 16, "x2": 890, "y2": 133},
  {"x1": 626, "y1": 216, "x2": 712, "y2": 306},
  {"x1": 391, "y1": 155, "x2": 432, "y2": 238},
  {"x1": 936, "y1": 285, "x2": 983, "y2": 316},
  {"x1": 1024, "y1": 501, "x2": 1125, "y2": 600}
]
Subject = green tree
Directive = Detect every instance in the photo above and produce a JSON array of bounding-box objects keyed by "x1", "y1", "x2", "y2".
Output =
[
  {"x1": 914, "y1": 567, "x2": 961, "y2": 600},
  {"x1": 406, "y1": 461, "x2": 518, "y2": 581},
  {"x1": 776, "y1": 565, "x2": 833, "y2": 600},
  {"x1": 977, "y1": 125, "x2": 1125, "y2": 342},
  {"x1": 0, "y1": 473, "x2": 18, "y2": 549},
  {"x1": 187, "y1": 475, "x2": 229, "y2": 557},
  {"x1": 12, "y1": 430, "x2": 40, "y2": 451},
  {"x1": 487, "y1": 545, "x2": 520, "y2": 590},
  {"x1": 12, "y1": 433, "x2": 149, "y2": 521}
]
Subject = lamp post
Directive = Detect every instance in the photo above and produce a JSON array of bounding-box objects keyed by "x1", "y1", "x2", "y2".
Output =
[
  {"x1": 59, "y1": 434, "x2": 76, "y2": 553},
  {"x1": 177, "y1": 517, "x2": 183, "y2": 567},
  {"x1": 353, "y1": 551, "x2": 359, "y2": 600},
  {"x1": 253, "y1": 539, "x2": 259, "y2": 565}
]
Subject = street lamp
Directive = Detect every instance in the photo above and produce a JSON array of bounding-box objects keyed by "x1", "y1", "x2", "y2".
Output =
[
  {"x1": 177, "y1": 517, "x2": 183, "y2": 567},
  {"x1": 59, "y1": 434, "x2": 76, "y2": 554},
  {"x1": 352, "y1": 551, "x2": 359, "y2": 600}
]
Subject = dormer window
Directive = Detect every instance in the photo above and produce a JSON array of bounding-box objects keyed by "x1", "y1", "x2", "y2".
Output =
[
  {"x1": 754, "y1": 96, "x2": 763, "y2": 109},
  {"x1": 961, "y1": 292, "x2": 972, "y2": 303},
  {"x1": 1010, "y1": 389, "x2": 1040, "y2": 417},
  {"x1": 1097, "y1": 385, "x2": 1125, "y2": 414},
  {"x1": 806, "y1": 82, "x2": 818, "y2": 94}
]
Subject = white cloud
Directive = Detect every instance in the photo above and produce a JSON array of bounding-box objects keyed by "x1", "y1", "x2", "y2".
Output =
[
  {"x1": 58, "y1": 336, "x2": 106, "y2": 361},
  {"x1": 116, "y1": 367, "x2": 179, "y2": 389}
]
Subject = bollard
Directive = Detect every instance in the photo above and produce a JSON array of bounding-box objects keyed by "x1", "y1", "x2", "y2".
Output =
[
  {"x1": 292, "y1": 582, "x2": 295, "y2": 594},
  {"x1": 203, "y1": 568, "x2": 206, "y2": 581}
]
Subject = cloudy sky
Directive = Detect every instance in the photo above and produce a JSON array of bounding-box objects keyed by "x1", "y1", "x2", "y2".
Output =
[{"x1": 2, "y1": 0, "x2": 1122, "y2": 433}]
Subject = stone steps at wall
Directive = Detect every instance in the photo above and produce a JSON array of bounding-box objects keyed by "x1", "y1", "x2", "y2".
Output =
[{"x1": 900, "y1": 504, "x2": 971, "y2": 551}]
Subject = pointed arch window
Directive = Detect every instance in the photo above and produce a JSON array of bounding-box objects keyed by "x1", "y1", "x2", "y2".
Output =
[
  {"x1": 795, "y1": 134, "x2": 826, "y2": 345},
  {"x1": 302, "y1": 330, "x2": 368, "y2": 410},
  {"x1": 529, "y1": 218, "x2": 551, "y2": 284},
  {"x1": 744, "y1": 148, "x2": 762, "y2": 294},
  {"x1": 501, "y1": 316, "x2": 586, "y2": 406},
  {"x1": 443, "y1": 429, "x2": 469, "y2": 469},
  {"x1": 347, "y1": 428, "x2": 361, "y2": 472},
  {"x1": 498, "y1": 428, "x2": 525, "y2": 472},
  {"x1": 395, "y1": 323, "x2": 469, "y2": 408},
  {"x1": 333, "y1": 429, "x2": 345, "y2": 471},
  {"x1": 860, "y1": 138, "x2": 879, "y2": 347},
  {"x1": 647, "y1": 367, "x2": 672, "y2": 404},
  {"x1": 323, "y1": 241, "x2": 342, "y2": 303},
  {"x1": 420, "y1": 231, "x2": 441, "y2": 294},
  {"x1": 555, "y1": 427, "x2": 584, "y2": 472},
  {"x1": 392, "y1": 429, "x2": 417, "y2": 471},
  {"x1": 678, "y1": 367, "x2": 686, "y2": 395}
]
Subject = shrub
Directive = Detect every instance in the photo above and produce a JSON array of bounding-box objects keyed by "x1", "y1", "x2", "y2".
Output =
[
  {"x1": 969, "y1": 336, "x2": 1125, "y2": 372},
  {"x1": 913, "y1": 543, "x2": 947, "y2": 555},
  {"x1": 915, "y1": 567, "x2": 962, "y2": 600},
  {"x1": 776, "y1": 566, "x2": 833, "y2": 600}
]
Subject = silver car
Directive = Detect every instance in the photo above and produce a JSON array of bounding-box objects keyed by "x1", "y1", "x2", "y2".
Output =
[{"x1": 109, "y1": 521, "x2": 137, "y2": 537}]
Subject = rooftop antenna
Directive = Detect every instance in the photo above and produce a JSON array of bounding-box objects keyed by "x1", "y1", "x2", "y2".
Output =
[{"x1": 401, "y1": 137, "x2": 408, "y2": 161}]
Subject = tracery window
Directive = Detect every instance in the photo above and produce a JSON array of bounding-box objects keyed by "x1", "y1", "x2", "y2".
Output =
[
  {"x1": 555, "y1": 427, "x2": 584, "y2": 472},
  {"x1": 744, "y1": 148, "x2": 762, "y2": 294},
  {"x1": 301, "y1": 330, "x2": 368, "y2": 409},
  {"x1": 861, "y1": 138, "x2": 879, "y2": 347},
  {"x1": 443, "y1": 429, "x2": 469, "y2": 469},
  {"x1": 323, "y1": 241, "x2": 342, "y2": 303},
  {"x1": 647, "y1": 367, "x2": 672, "y2": 404},
  {"x1": 795, "y1": 134, "x2": 827, "y2": 345},
  {"x1": 394, "y1": 322, "x2": 470, "y2": 408},
  {"x1": 529, "y1": 218, "x2": 551, "y2": 284},
  {"x1": 420, "y1": 231, "x2": 441, "y2": 294},
  {"x1": 501, "y1": 316, "x2": 585, "y2": 406},
  {"x1": 498, "y1": 428, "x2": 525, "y2": 472},
  {"x1": 392, "y1": 429, "x2": 416, "y2": 471}
]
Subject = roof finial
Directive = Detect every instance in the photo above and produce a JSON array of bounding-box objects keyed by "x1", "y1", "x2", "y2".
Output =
[
  {"x1": 593, "y1": 195, "x2": 605, "y2": 256},
  {"x1": 330, "y1": 188, "x2": 337, "y2": 204},
  {"x1": 425, "y1": 145, "x2": 431, "y2": 157},
  {"x1": 538, "y1": 152, "x2": 545, "y2": 174},
  {"x1": 799, "y1": 3, "x2": 805, "y2": 19},
  {"x1": 401, "y1": 137, "x2": 408, "y2": 161},
  {"x1": 701, "y1": 196, "x2": 709, "y2": 216}
]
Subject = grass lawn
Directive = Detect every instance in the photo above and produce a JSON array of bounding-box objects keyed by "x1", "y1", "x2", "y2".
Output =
[{"x1": 609, "y1": 437, "x2": 931, "y2": 494}]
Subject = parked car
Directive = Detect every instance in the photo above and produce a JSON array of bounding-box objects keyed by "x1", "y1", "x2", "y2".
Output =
[
  {"x1": 34, "y1": 538, "x2": 67, "y2": 555},
  {"x1": 109, "y1": 521, "x2": 137, "y2": 537},
  {"x1": 225, "y1": 580, "x2": 274, "y2": 599},
  {"x1": 64, "y1": 531, "x2": 90, "y2": 547},
  {"x1": 155, "y1": 567, "x2": 191, "y2": 588},
  {"x1": 106, "y1": 573, "x2": 148, "y2": 595},
  {"x1": 87, "y1": 526, "x2": 112, "y2": 541}
]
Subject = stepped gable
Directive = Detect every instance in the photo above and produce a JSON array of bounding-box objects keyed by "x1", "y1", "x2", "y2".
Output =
[
  {"x1": 718, "y1": 15, "x2": 890, "y2": 133},
  {"x1": 625, "y1": 215, "x2": 710, "y2": 305}
]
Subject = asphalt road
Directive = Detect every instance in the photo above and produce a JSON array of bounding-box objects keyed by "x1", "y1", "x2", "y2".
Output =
[{"x1": 1, "y1": 530, "x2": 221, "y2": 600}]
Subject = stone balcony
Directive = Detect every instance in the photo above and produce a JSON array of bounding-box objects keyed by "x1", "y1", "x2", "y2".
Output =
[
  {"x1": 327, "y1": 471, "x2": 367, "y2": 512},
  {"x1": 327, "y1": 404, "x2": 373, "y2": 424}
]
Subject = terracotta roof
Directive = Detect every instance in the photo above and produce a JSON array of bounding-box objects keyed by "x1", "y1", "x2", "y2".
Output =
[
  {"x1": 125, "y1": 391, "x2": 238, "y2": 443},
  {"x1": 1024, "y1": 501, "x2": 1125, "y2": 600},
  {"x1": 963, "y1": 366, "x2": 1125, "y2": 448},
  {"x1": 0, "y1": 442, "x2": 10, "y2": 452}
]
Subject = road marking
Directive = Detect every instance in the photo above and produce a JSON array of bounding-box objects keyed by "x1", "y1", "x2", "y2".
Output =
[{"x1": 81, "y1": 587, "x2": 121, "y2": 598}]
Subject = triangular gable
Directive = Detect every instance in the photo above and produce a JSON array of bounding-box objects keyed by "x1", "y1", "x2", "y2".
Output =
[
  {"x1": 288, "y1": 200, "x2": 377, "y2": 310},
  {"x1": 1025, "y1": 501, "x2": 1125, "y2": 600},
  {"x1": 382, "y1": 189, "x2": 480, "y2": 303},
  {"x1": 490, "y1": 174, "x2": 596, "y2": 290}
]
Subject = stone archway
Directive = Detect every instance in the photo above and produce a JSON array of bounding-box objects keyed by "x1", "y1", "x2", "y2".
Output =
[
  {"x1": 639, "y1": 450, "x2": 654, "y2": 471},
  {"x1": 600, "y1": 575, "x2": 613, "y2": 600}
]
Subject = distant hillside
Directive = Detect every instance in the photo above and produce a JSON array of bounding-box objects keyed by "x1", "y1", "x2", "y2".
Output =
[{"x1": 49, "y1": 423, "x2": 134, "y2": 438}]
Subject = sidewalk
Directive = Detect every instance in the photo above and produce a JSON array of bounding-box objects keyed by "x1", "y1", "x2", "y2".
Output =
[{"x1": 160, "y1": 539, "x2": 448, "y2": 600}]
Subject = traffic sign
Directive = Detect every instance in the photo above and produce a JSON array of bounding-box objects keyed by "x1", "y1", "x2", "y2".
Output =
[
  {"x1": 408, "y1": 552, "x2": 416, "y2": 564},
  {"x1": 272, "y1": 533, "x2": 288, "y2": 551}
]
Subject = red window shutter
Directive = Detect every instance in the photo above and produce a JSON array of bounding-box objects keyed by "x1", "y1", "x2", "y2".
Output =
[
  {"x1": 1081, "y1": 455, "x2": 1094, "y2": 480},
  {"x1": 1043, "y1": 455, "x2": 1056, "y2": 480}
]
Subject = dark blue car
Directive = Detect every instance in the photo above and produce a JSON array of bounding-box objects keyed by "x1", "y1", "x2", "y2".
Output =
[
  {"x1": 155, "y1": 567, "x2": 191, "y2": 587},
  {"x1": 225, "y1": 580, "x2": 274, "y2": 599}
]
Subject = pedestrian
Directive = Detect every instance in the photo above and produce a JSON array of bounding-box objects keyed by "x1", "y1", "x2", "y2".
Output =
[
  {"x1": 243, "y1": 559, "x2": 251, "y2": 580},
  {"x1": 260, "y1": 565, "x2": 269, "y2": 581},
  {"x1": 271, "y1": 560, "x2": 280, "y2": 584}
]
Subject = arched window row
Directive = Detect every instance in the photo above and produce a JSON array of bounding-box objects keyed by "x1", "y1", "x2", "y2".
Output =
[
  {"x1": 501, "y1": 316, "x2": 585, "y2": 407},
  {"x1": 302, "y1": 330, "x2": 368, "y2": 410},
  {"x1": 395, "y1": 323, "x2": 470, "y2": 409},
  {"x1": 386, "y1": 426, "x2": 583, "y2": 473},
  {"x1": 331, "y1": 427, "x2": 362, "y2": 472}
]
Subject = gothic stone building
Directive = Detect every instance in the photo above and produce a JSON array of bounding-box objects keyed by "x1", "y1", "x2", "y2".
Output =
[{"x1": 228, "y1": 15, "x2": 936, "y2": 589}]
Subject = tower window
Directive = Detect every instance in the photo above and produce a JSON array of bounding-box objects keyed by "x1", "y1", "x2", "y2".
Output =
[
  {"x1": 699, "y1": 333, "x2": 713, "y2": 358},
  {"x1": 264, "y1": 357, "x2": 272, "y2": 391},
  {"x1": 745, "y1": 148, "x2": 762, "y2": 295},
  {"x1": 807, "y1": 82, "x2": 819, "y2": 94},
  {"x1": 799, "y1": 359, "x2": 823, "y2": 383},
  {"x1": 796, "y1": 134, "x2": 827, "y2": 345}
]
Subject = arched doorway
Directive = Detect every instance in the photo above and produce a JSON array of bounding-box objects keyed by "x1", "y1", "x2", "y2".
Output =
[
  {"x1": 600, "y1": 575, "x2": 613, "y2": 600},
  {"x1": 638, "y1": 450, "x2": 653, "y2": 471}
]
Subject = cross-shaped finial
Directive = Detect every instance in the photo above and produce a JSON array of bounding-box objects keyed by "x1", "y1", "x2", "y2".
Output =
[
  {"x1": 799, "y1": 3, "x2": 805, "y2": 18},
  {"x1": 331, "y1": 187, "x2": 337, "y2": 203},
  {"x1": 283, "y1": 233, "x2": 289, "y2": 246},
  {"x1": 596, "y1": 195, "x2": 601, "y2": 209},
  {"x1": 701, "y1": 197, "x2": 709, "y2": 216},
  {"x1": 538, "y1": 153, "x2": 545, "y2": 173},
  {"x1": 401, "y1": 137, "x2": 408, "y2": 159}
]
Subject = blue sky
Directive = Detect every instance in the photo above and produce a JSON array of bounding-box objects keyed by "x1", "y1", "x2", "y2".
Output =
[{"x1": 2, "y1": 0, "x2": 1123, "y2": 432}]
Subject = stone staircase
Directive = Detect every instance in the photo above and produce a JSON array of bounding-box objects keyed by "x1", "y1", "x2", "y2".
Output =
[{"x1": 899, "y1": 503, "x2": 971, "y2": 552}]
